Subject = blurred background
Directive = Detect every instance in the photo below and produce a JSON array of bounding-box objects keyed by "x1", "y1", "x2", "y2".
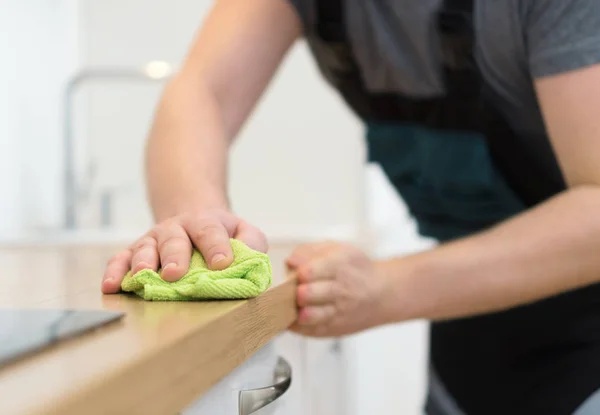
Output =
[{"x1": 0, "y1": 1, "x2": 436, "y2": 413}]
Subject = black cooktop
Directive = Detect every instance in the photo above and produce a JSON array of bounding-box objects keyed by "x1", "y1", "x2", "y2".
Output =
[{"x1": 0, "y1": 309, "x2": 124, "y2": 367}]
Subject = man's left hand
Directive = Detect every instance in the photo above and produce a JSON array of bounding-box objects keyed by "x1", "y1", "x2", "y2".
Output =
[{"x1": 286, "y1": 241, "x2": 389, "y2": 337}]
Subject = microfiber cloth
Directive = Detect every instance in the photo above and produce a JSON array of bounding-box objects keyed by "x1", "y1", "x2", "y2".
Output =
[{"x1": 120, "y1": 239, "x2": 272, "y2": 301}]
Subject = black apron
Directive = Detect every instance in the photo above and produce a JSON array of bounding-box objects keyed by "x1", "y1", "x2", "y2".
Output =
[
  {"x1": 304, "y1": 1, "x2": 600, "y2": 414},
  {"x1": 306, "y1": 0, "x2": 566, "y2": 242}
]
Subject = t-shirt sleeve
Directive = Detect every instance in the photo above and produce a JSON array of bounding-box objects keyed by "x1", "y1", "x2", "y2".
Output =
[{"x1": 524, "y1": 0, "x2": 600, "y2": 78}]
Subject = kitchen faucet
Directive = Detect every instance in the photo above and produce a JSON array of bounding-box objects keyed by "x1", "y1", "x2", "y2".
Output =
[{"x1": 62, "y1": 61, "x2": 174, "y2": 230}]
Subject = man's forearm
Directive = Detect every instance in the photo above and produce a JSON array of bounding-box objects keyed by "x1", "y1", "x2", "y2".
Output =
[
  {"x1": 379, "y1": 185, "x2": 600, "y2": 323},
  {"x1": 145, "y1": 76, "x2": 230, "y2": 221}
]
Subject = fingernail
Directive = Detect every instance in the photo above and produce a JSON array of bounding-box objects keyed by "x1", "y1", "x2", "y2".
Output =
[
  {"x1": 212, "y1": 254, "x2": 226, "y2": 264},
  {"x1": 163, "y1": 263, "x2": 177, "y2": 271}
]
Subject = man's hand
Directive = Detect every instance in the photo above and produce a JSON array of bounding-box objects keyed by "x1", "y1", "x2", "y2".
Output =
[
  {"x1": 286, "y1": 242, "x2": 388, "y2": 338},
  {"x1": 101, "y1": 209, "x2": 267, "y2": 294}
]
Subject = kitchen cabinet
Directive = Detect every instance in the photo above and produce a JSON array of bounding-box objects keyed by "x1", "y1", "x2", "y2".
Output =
[
  {"x1": 273, "y1": 334, "x2": 346, "y2": 415},
  {"x1": 183, "y1": 341, "x2": 290, "y2": 415},
  {"x1": 305, "y1": 338, "x2": 347, "y2": 415}
]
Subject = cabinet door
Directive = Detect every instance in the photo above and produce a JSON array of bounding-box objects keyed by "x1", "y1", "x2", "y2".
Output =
[
  {"x1": 273, "y1": 333, "x2": 307, "y2": 415},
  {"x1": 305, "y1": 338, "x2": 347, "y2": 415},
  {"x1": 276, "y1": 334, "x2": 346, "y2": 415},
  {"x1": 182, "y1": 341, "x2": 289, "y2": 415}
]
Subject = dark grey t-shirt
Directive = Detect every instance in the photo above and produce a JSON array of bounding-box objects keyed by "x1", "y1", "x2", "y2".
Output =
[{"x1": 289, "y1": 0, "x2": 600, "y2": 137}]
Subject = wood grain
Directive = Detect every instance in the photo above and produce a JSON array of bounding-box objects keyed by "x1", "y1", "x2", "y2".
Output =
[{"x1": 0, "y1": 244, "x2": 297, "y2": 415}]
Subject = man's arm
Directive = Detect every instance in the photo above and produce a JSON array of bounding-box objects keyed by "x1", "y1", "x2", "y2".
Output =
[
  {"x1": 379, "y1": 64, "x2": 600, "y2": 322},
  {"x1": 146, "y1": 0, "x2": 301, "y2": 220},
  {"x1": 102, "y1": 0, "x2": 301, "y2": 292}
]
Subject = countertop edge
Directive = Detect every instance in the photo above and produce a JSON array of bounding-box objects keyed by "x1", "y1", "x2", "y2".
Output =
[{"x1": 44, "y1": 278, "x2": 298, "y2": 415}]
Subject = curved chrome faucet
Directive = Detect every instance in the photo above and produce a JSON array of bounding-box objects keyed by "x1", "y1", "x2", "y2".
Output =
[{"x1": 62, "y1": 61, "x2": 174, "y2": 229}]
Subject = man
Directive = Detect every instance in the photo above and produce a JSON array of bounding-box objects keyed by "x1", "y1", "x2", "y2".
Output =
[{"x1": 101, "y1": 0, "x2": 600, "y2": 413}]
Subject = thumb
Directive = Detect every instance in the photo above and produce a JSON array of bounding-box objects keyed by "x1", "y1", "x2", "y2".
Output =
[{"x1": 186, "y1": 219, "x2": 234, "y2": 270}]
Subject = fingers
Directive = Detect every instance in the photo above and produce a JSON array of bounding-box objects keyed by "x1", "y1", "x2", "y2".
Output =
[
  {"x1": 101, "y1": 208, "x2": 270, "y2": 296},
  {"x1": 290, "y1": 247, "x2": 343, "y2": 332},
  {"x1": 297, "y1": 305, "x2": 336, "y2": 326},
  {"x1": 286, "y1": 244, "x2": 319, "y2": 268},
  {"x1": 234, "y1": 220, "x2": 268, "y2": 253},
  {"x1": 286, "y1": 241, "x2": 336, "y2": 268},
  {"x1": 295, "y1": 254, "x2": 340, "y2": 283},
  {"x1": 130, "y1": 236, "x2": 159, "y2": 275},
  {"x1": 155, "y1": 222, "x2": 193, "y2": 282},
  {"x1": 297, "y1": 280, "x2": 335, "y2": 307},
  {"x1": 101, "y1": 210, "x2": 270, "y2": 294},
  {"x1": 186, "y1": 218, "x2": 234, "y2": 270},
  {"x1": 102, "y1": 249, "x2": 133, "y2": 294}
]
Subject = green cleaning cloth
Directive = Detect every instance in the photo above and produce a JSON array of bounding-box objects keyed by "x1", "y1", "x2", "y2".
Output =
[{"x1": 120, "y1": 239, "x2": 272, "y2": 301}]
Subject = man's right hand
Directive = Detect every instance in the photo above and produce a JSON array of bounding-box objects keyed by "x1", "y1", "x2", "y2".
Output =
[
  {"x1": 101, "y1": 209, "x2": 267, "y2": 294},
  {"x1": 99, "y1": 0, "x2": 298, "y2": 295}
]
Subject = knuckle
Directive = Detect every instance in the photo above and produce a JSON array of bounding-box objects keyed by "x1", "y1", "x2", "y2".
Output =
[
  {"x1": 298, "y1": 265, "x2": 312, "y2": 281},
  {"x1": 331, "y1": 242, "x2": 348, "y2": 254},
  {"x1": 317, "y1": 283, "x2": 331, "y2": 299},
  {"x1": 331, "y1": 285, "x2": 344, "y2": 302},
  {"x1": 134, "y1": 236, "x2": 157, "y2": 250},
  {"x1": 180, "y1": 212, "x2": 213, "y2": 228},
  {"x1": 153, "y1": 220, "x2": 177, "y2": 236},
  {"x1": 326, "y1": 282, "x2": 337, "y2": 298},
  {"x1": 159, "y1": 216, "x2": 181, "y2": 227},
  {"x1": 157, "y1": 234, "x2": 189, "y2": 253},
  {"x1": 332, "y1": 249, "x2": 349, "y2": 263},
  {"x1": 292, "y1": 243, "x2": 312, "y2": 256},
  {"x1": 304, "y1": 284, "x2": 316, "y2": 299},
  {"x1": 194, "y1": 223, "x2": 225, "y2": 243}
]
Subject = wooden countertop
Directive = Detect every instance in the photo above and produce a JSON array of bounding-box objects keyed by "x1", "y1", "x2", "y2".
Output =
[{"x1": 0, "y1": 243, "x2": 297, "y2": 415}]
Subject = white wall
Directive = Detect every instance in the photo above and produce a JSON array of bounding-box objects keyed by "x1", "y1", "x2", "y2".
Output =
[
  {"x1": 0, "y1": 0, "x2": 23, "y2": 234},
  {"x1": 1, "y1": 0, "x2": 365, "y2": 240},
  {"x1": 0, "y1": 0, "x2": 80, "y2": 234}
]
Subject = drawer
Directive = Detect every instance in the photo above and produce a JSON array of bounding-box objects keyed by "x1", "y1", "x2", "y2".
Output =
[{"x1": 182, "y1": 341, "x2": 291, "y2": 415}]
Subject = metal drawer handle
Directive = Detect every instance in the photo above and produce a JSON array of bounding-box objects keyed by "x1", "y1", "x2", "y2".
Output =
[{"x1": 238, "y1": 356, "x2": 292, "y2": 415}]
